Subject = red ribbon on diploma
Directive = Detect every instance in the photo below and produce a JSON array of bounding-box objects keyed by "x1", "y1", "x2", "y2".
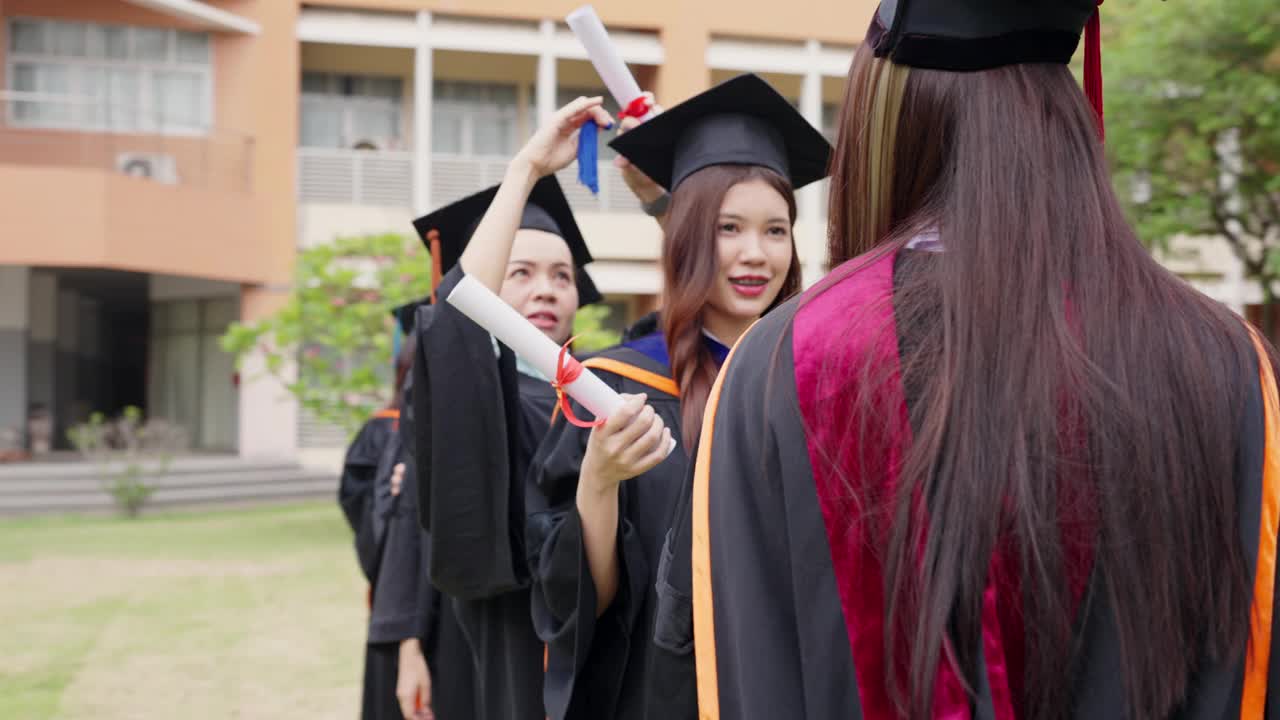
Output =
[
  {"x1": 617, "y1": 95, "x2": 651, "y2": 121},
  {"x1": 552, "y1": 336, "x2": 605, "y2": 428}
]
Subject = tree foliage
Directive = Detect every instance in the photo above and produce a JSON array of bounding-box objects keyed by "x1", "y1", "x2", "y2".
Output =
[
  {"x1": 1105, "y1": 0, "x2": 1280, "y2": 322},
  {"x1": 221, "y1": 234, "x2": 620, "y2": 436}
]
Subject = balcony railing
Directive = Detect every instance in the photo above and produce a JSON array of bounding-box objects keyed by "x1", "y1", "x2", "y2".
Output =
[
  {"x1": 0, "y1": 91, "x2": 255, "y2": 193},
  {"x1": 297, "y1": 147, "x2": 640, "y2": 214}
]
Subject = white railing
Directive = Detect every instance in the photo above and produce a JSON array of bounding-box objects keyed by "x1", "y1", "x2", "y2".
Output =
[
  {"x1": 297, "y1": 147, "x2": 640, "y2": 214},
  {"x1": 297, "y1": 147, "x2": 413, "y2": 207}
]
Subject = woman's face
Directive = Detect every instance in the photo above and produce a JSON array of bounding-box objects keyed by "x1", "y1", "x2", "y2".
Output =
[
  {"x1": 498, "y1": 229, "x2": 580, "y2": 345},
  {"x1": 703, "y1": 179, "x2": 794, "y2": 326}
]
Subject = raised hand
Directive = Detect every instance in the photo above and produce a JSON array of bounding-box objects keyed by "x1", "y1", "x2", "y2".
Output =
[{"x1": 513, "y1": 96, "x2": 615, "y2": 179}]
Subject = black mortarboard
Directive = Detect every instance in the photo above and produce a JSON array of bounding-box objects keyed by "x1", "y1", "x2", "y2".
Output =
[
  {"x1": 868, "y1": 0, "x2": 1099, "y2": 72},
  {"x1": 391, "y1": 298, "x2": 427, "y2": 334},
  {"x1": 608, "y1": 73, "x2": 832, "y2": 192},
  {"x1": 411, "y1": 175, "x2": 602, "y2": 306}
]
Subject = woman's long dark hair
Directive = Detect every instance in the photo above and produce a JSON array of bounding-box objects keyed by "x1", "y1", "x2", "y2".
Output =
[
  {"x1": 663, "y1": 164, "x2": 801, "y2": 449},
  {"x1": 821, "y1": 46, "x2": 1264, "y2": 719}
]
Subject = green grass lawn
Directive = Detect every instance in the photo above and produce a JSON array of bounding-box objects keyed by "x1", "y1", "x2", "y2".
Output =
[{"x1": 0, "y1": 501, "x2": 368, "y2": 719}]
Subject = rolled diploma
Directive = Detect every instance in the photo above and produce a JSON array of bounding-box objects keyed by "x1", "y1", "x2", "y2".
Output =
[
  {"x1": 566, "y1": 5, "x2": 653, "y2": 120},
  {"x1": 446, "y1": 274, "x2": 623, "y2": 420}
]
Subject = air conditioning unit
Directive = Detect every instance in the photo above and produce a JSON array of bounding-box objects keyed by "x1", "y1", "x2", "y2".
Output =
[{"x1": 115, "y1": 153, "x2": 179, "y2": 185}]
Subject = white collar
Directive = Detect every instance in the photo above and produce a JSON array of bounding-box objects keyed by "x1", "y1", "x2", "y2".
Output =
[{"x1": 905, "y1": 229, "x2": 943, "y2": 252}]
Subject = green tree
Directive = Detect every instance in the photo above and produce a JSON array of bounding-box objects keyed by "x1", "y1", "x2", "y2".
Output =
[
  {"x1": 221, "y1": 234, "x2": 430, "y2": 435},
  {"x1": 221, "y1": 234, "x2": 621, "y2": 436},
  {"x1": 1105, "y1": 0, "x2": 1280, "y2": 333}
]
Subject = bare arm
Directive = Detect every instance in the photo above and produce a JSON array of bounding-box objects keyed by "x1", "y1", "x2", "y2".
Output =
[{"x1": 458, "y1": 96, "x2": 614, "y2": 294}]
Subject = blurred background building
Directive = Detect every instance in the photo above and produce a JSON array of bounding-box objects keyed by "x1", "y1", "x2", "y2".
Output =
[{"x1": 0, "y1": 0, "x2": 1249, "y2": 471}]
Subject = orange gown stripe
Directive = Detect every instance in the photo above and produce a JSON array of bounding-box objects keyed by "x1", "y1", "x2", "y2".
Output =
[{"x1": 1243, "y1": 331, "x2": 1280, "y2": 718}]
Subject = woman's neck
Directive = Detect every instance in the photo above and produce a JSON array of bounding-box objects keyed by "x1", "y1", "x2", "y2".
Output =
[{"x1": 701, "y1": 311, "x2": 755, "y2": 348}]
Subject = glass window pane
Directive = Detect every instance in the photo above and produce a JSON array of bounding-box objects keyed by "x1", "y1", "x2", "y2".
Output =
[
  {"x1": 176, "y1": 31, "x2": 209, "y2": 64},
  {"x1": 49, "y1": 21, "x2": 86, "y2": 57},
  {"x1": 153, "y1": 70, "x2": 205, "y2": 129},
  {"x1": 104, "y1": 26, "x2": 129, "y2": 60},
  {"x1": 133, "y1": 27, "x2": 168, "y2": 61},
  {"x1": 84, "y1": 24, "x2": 106, "y2": 58},
  {"x1": 299, "y1": 101, "x2": 344, "y2": 147},
  {"x1": 349, "y1": 103, "x2": 399, "y2": 145},
  {"x1": 352, "y1": 76, "x2": 401, "y2": 100},
  {"x1": 202, "y1": 299, "x2": 238, "y2": 331},
  {"x1": 11, "y1": 63, "x2": 38, "y2": 122},
  {"x1": 106, "y1": 68, "x2": 142, "y2": 130},
  {"x1": 431, "y1": 111, "x2": 465, "y2": 154},
  {"x1": 301, "y1": 72, "x2": 330, "y2": 94},
  {"x1": 12, "y1": 62, "x2": 37, "y2": 92},
  {"x1": 79, "y1": 66, "x2": 106, "y2": 127},
  {"x1": 473, "y1": 115, "x2": 515, "y2": 156},
  {"x1": 168, "y1": 301, "x2": 199, "y2": 332},
  {"x1": 10, "y1": 20, "x2": 44, "y2": 54}
]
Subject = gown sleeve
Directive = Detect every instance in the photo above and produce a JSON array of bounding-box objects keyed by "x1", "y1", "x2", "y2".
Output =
[
  {"x1": 369, "y1": 439, "x2": 430, "y2": 645},
  {"x1": 413, "y1": 266, "x2": 527, "y2": 600},
  {"x1": 525, "y1": 387, "x2": 652, "y2": 720},
  {"x1": 341, "y1": 418, "x2": 393, "y2": 582}
]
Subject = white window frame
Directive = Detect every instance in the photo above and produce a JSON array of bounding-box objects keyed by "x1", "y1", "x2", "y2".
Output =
[{"x1": 5, "y1": 17, "x2": 215, "y2": 136}]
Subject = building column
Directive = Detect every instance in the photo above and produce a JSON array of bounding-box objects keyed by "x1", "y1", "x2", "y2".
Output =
[
  {"x1": 655, "y1": 21, "x2": 710, "y2": 104},
  {"x1": 0, "y1": 267, "x2": 30, "y2": 446},
  {"x1": 413, "y1": 11, "x2": 434, "y2": 215},
  {"x1": 237, "y1": 286, "x2": 299, "y2": 461},
  {"x1": 799, "y1": 39, "x2": 826, "y2": 287},
  {"x1": 536, "y1": 20, "x2": 557, "y2": 126}
]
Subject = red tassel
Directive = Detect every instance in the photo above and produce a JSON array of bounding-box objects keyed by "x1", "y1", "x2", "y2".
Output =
[
  {"x1": 1083, "y1": 0, "x2": 1105, "y2": 141},
  {"x1": 552, "y1": 337, "x2": 605, "y2": 429}
]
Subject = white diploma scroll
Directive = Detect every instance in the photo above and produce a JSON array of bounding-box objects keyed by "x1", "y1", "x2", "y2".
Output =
[
  {"x1": 566, "y1": 5, "x2": 654, "y2": 120},
  {"x1": 447, "y1": 274, "x2": 624, "y2": 421}
]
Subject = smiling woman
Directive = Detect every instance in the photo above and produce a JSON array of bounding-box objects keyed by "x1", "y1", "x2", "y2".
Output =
[{"x1": 523, "y1": 73, "x2": 832, "y2": 720}]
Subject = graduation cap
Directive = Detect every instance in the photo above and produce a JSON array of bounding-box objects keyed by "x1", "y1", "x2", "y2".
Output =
[
  {"x1": 411, "y1": 175, "x2": 602, "y2": 306},
  {"x1": 391, "y1": 298, "x2": 428, "y2": 335},
  {"x1": 867, "y1": 0, "x2": 1107, "y2": 135},
  {"x1": 608, "y1": 73, "x2": 832, "y2": 192}
]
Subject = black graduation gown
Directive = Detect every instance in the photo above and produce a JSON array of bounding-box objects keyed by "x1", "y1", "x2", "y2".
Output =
[
  {"x1": 339, "y1": 413, "x2": 398, "y2": 581},
  {"x1": 694, "y1": 249, "x2": 1280, "y2": 719},
  {"x1": 368, "y1": 370, "x2": 477, "y2": 720},
  {"x1": 413, "y1": 266, "x2": 557, "y2": 720},
  {"x1": 526, "y1": 340, "x2": 695, "y2": 720}
]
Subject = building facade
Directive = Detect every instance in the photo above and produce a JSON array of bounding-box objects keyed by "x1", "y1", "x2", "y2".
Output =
[
  {"x1": 2, "y1": 1, "x2": 1249, "y2": 468},
  {"x1": 0, "y1": 0, "x2": 872, "y2": 466}
]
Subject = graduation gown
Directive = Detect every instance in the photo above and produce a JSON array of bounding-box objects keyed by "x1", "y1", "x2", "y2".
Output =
[
  {"x1": 339, "y1": 411, "x2": 399, "y2": 581},
  {"x1": 368, "y1": 368, "x2": 477, "y2": 720},
  {"x1": 413, "y1": 266, "x2": 557, "y2": 720},
  {"x1": 692, "y1": 247, "x2": 1280, "y2": 719},
  {"x1": 527, "y1": 330, "x2": 728, "y2": 720}
]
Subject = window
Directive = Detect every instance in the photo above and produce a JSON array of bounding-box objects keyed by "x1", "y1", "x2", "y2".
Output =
[
  {"x1": 6, "y1": 18, "x2": 213, "y2": 133},
  {"x1": 433, "y1": 81, "x2": 519, "y2": 157},
  {"x1": 300, "y1": 72, "x2": 404, "y2": 150}
]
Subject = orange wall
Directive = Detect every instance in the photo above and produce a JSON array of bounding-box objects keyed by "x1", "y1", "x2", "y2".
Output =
[
  {"x1": 0, "y1": 0, "x2": 299, "y2": 318},
  {"x1": 0, "y1": 165, "x2": 266, "y2": 283}
]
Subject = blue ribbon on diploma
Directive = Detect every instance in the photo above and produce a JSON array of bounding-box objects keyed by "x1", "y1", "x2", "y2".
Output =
[{"x1": 577, "y1": 120, "x2": 599, "y2": 194}]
